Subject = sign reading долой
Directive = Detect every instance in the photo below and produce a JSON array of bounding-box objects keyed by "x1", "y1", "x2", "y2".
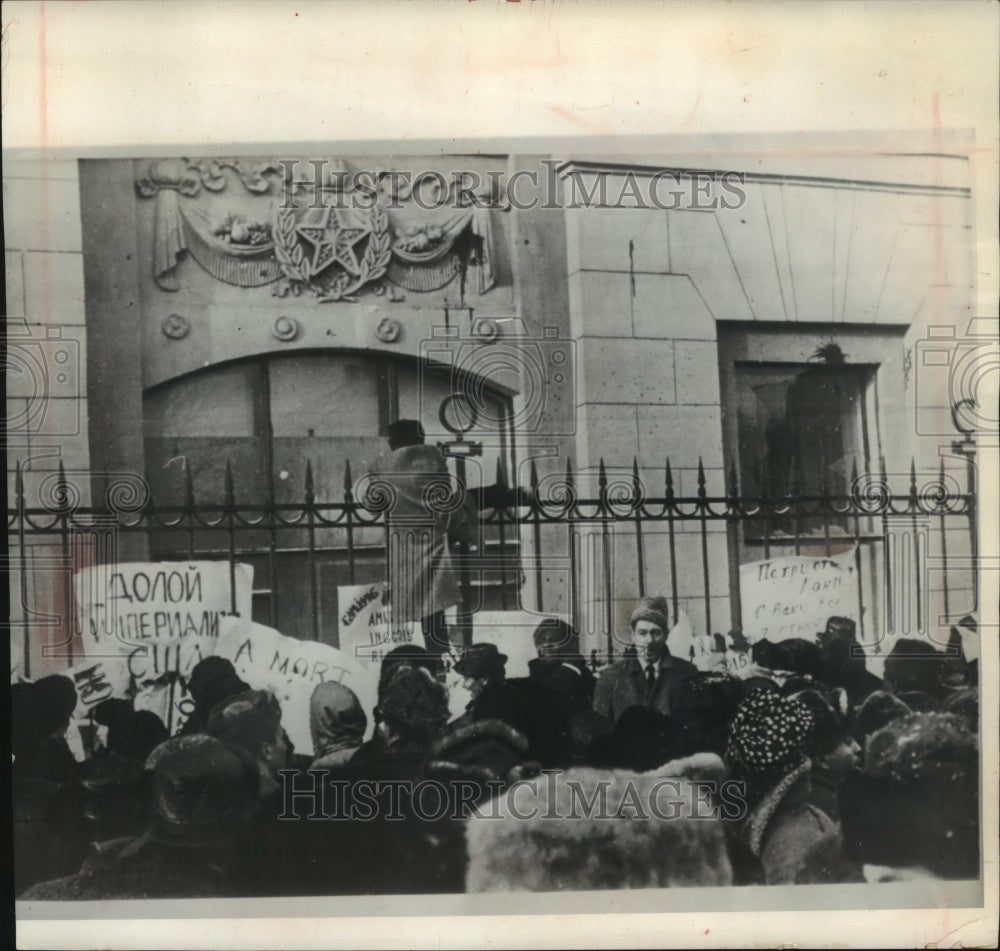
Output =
[
  {"x1": 215, "y1": 616, "x2": 377, "y2": 756},
  {"x1": 72, "y1": 561, "x2": 253, "y2": 731},
  {"x1": 739, "y1": 550, "x2": 859, "y2": 644}
]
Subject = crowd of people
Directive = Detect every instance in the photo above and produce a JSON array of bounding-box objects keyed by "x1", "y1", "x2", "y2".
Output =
[{"x1": 12, "y1": 599, "x2": 980, "y2": 899}]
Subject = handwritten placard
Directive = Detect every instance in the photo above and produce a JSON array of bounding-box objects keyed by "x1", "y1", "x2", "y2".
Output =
[
  {"x1": 739, "y1": 550, "x2": 859, "y2": 643},
  {"x1": 337, "y1": 582, "x2": 417, "y2": 668},
  {"x1": 215, "y1": 617, "x2": 377, "y2": 756}
]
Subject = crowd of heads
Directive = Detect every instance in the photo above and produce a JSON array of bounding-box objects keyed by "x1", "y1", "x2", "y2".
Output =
[{"x1": 11, "y1": 606, "x2": 981, "y2": 898}]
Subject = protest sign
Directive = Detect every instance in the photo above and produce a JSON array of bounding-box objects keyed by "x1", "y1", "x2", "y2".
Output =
[
  {"x1": 337, "y1": 582, "x2": 417, "y2": 667},
  {"x1": 215, "y1": 616, "x2": 378, "y2": 756},
  {"x1": 72, "y1": 561, "x2": 253, "y2": 731},
  {"x1": 739, "y1": 550, "x2": 859, "y2": 644}
]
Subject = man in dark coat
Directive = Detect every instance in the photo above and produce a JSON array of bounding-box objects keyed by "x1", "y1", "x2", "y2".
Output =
[
  {"x1": 453, "y1": 643, "x2": 569, "y2": 767},
  {"x1": 527, "y1": 617, "x2": 596, "y2": 715},
  {"x1": 816, "y1": 616, "x2": 883, "y2": 707},
  {"x1": 593, "y1": 596, "x2": 697, "y2": 725}
]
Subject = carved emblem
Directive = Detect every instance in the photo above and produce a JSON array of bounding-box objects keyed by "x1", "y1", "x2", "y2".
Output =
[
  {"x1": 272, "y1": 316, "x2": 299, "y2": 341},
  {"x1": 273, "y1": 203, "x2": 392, "y2": 302},
  {"x1": 375, "y1": 317, "x2": 402, "y2": 343},
  {"x1": 161, "y1": 313, "x2": 190, "y2": 339}
]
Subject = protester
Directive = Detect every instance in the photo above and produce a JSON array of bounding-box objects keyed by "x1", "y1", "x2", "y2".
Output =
[
  {"x1": 852, "y1": 690, "x2": 912, "y2": 749},
  {"x1": 369, "y1": 419, "x2": 471, "y2": 657},
  {"x1": 205, "y1": 689, "x2": 291, "y2": 804},
  {"x1": 21, "y1": 736, "x2": 257, "y2": 900},
  {"x1": 12, "y1": 682, "x2": 72, "y2": 895},
  {"x1": 179, "y1": 656, "x2": 250, "y2": 736},
  {"x1": 527, "y1": 618, "x2": 596, "y2": 714},
  {"x1": 452, "y1": 642, "x2": 569, "y2": 766},
  {"x1": 882, "y1": 639, "x2": 955, "y2": 703},
  {"x1": 309, "y1": 681, "x2": 367, "y2": 771},
  {"x1": 725, "y1": 688, "x2": 835, "y2": 884},
  {"x1": 839, "y1": 713, "x2": 979, "y2": 881},
  {"x1": 23, "y1": 674, "x2": 79, "y2": 784},
  {"x1": 787, "y1": 687, "x2": 859, "y2": 821},
  {"x1": 593, "y1": 596, "x2": 697, "y2": 725},
  {"x1": 816, "y1": 616, "x2": 883, "y2": 706}
]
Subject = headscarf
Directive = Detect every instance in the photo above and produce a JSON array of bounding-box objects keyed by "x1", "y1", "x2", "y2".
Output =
[
  {"x1": 725, "y1": 688, "x2": 815, "y2": 796},
  {"x1": 309, "y1": 681, "x2": 367, "y2": 763}
]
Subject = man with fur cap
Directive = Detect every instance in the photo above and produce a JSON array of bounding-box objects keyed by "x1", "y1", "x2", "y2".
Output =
[{"x1": 593, "y1": 596, "x2": 697, "y2": 725}]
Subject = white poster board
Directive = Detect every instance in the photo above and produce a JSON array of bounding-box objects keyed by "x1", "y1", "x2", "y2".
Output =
[
  {"x1": 739, "y1": 550, "x2": 859, "y2": 644},
  {"x1": 215, "y1": 616, "x2": 378, "y2": 756},
  {"x1": 337, "y1": 582, "x2": 417, "y2": 668},
  {"x1": 72, "y1": 561, "x2": 254, "y2": 733}
]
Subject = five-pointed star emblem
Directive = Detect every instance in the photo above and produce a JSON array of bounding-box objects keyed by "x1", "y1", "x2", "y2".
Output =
[{"x1": 296, "y1": 207, "x2": 371, "y2": 277}]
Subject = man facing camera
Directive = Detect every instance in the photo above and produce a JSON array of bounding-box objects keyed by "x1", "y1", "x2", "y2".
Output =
[{"x1": 593, "y1": 596, "x2": 697, "y2": 725}]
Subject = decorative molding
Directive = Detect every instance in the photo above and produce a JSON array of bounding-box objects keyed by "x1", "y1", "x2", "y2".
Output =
[
  {"x1": 272, "y1": 316, "x2": 299, "y2": 342},
  {"x1": 375, "y1": 317, "x2": 402, "y2": 343},
  {"x1": 161, "y1": 313, "x2": 190, "y2": 339}
]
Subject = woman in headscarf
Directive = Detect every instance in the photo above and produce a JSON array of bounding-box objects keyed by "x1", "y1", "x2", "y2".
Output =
[
  {"x1": 308, "y1": 681, "x2": 367, "y2": 771},
  {"x1": 725, "y1": 688, "x2": 835, "y2": 884}
]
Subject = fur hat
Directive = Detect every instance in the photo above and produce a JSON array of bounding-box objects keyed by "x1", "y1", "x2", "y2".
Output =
[
  {"x1": 144, "y1": 735, "x2": 255, "y2": 848},
  {"x1": 629, "y1": 595, "x2": 670, "y2": 633},
  {"x1": 532, "y1": 618, "x2": 579, "y2": 654},
  {"x1": 465, "y1": 765, "x2": 733, "y2": 891},
  {"x1": 378, "y1": 664, "x2": 450, "y2": 744},
  {"x1": 839, "y1": 713, "x2": 979, "y2": 878},
  {"x1": 751, "y1": 638, "x2": 826, "y2": 680},
  {"x1": 853, "y1": 690, "x2": 912, "y2": 744},
  {"x1": 787, "y1": 688, "x2": 847, "y2": 758}
]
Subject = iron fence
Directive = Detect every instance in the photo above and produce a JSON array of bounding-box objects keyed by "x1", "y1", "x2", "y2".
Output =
[{"x1": 7, "y1": 452, "x2": 976, "y2": 678}]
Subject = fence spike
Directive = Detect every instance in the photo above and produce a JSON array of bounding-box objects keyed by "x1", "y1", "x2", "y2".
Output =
[
  {"x1": 15, "y1": 460, "x2": 24, "y2": 509},
  {"x1": 495, "y1": 456, "x2": 505, "y2": 489},
  {"x1": 529, "y1": 457, "x2": 540, "y2": 491},
  {"x1": 224, "y1": 460, "x2": 235, "y2": 507},
  {"x1": 564, "y1": 455, "x2": 575, "y2": 490},
  {"x1": 343, "y1": 459, "x2": 354, "y2": 501},
  {"x1": 304, "y1": 459, "x2": 315, "y2": 505},
  {"x1": 697, "y1": 457, "x2": 706, "y2": 499},
  {"x1": 909, "y1": 457, "x2": 918, "y2": 501},
  {"x1": 665, "y1": 458, "x2": 674, "y2": 498},
  {"x1": 598, "y1": 457, "x2": 608, "y2": 489},
  {"x1": 850, "y1": 456, "x2": 859, "y2": 490}
]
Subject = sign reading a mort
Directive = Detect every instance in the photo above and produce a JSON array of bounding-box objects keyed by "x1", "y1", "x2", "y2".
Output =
[
  {"x1": 739, "y1": 550, "x2": 859, "y2": 643},
  {"x1": 74, "y1": 561, "x2": 253, "y2": 700},
  {"x1": 337, "y1": 582, "x2": 417, "y2": 667},
  {"x1": 216, "y1": 617, "x2": 377, "y2": 756}
]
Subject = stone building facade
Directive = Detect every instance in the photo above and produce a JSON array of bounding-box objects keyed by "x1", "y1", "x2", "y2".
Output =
[{"x1": 5, "y1": 142, "x2": 980, "y2": 675}]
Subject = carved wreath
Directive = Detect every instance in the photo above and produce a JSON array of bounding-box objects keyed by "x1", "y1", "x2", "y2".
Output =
[{"x1": 272, "y1": 203, "x2": 392, "y2": 302}]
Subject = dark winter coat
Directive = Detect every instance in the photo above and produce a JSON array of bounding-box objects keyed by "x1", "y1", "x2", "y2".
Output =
[{"x1": 593, "y1": 652, "x2": 698, "y2": 725}]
